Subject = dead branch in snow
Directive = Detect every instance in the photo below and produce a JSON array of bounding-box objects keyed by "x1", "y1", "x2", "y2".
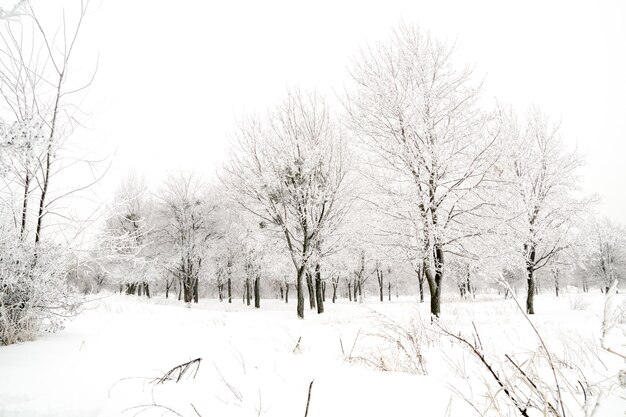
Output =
[
  {"x1": 153, "y1": 357, "x2": 202, "y2": 385},
  {"x1": 303, "y1": 379, "x2": 314, "y2": 417}
]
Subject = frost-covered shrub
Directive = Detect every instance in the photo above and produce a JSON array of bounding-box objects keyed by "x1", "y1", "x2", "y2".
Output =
[
  {"x1": 0, "y1": 236, "x2": 78, "y2": 345},
  {"x1": 352, "y1": 311, "x2": 429, "y2": 375},
  {"x1": 569, "y1": 295, "x2": 589, "y2": 311}
]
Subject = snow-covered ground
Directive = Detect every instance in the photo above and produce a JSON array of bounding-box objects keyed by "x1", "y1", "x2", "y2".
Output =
[{"x1": 0, "y1": 293, "x2": 624, "y2": 417}]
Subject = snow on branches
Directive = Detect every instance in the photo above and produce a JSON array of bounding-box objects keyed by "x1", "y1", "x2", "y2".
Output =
[{"x1": 224, "y1": 88, "x2": 348, "y2": 318}]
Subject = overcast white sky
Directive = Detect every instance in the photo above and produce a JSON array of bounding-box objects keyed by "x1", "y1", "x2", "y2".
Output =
[{"x1": 28, "y1": 0, "x2": 626, "y2": 224}]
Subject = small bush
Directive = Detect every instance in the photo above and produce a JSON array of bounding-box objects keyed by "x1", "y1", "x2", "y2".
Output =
[
  {"x1": 351, "y1": 311, "x2": 429, "y2": 375},
  {"x1": 0, "y1": 236, "x2": 78, "y2": 345},
  {"x1": 569, "y1": 295, "x2": 589, "y2": 311}
]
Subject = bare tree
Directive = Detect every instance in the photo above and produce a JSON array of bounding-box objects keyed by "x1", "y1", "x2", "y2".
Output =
[
  {"x1": 207, "y1": 196, "x2": 249, "y2": 303},
  {"x1": 374, "y1": 261, "x2": 388, "y2": 302},
  {"x1": 223, "y1": 89, "x2": 348, "y2": 319},
  {"x1": 352, "y1": 250, "x2": 367, "y2": 303},
  {"x1": 501, "y1": 107, "x2": 584, "y2": 314},
  {"x1": 346, "y1": 24, "x2": 498, "y2": 317},
  {"x1": 157, "y1": 173, "x2": 213, "y2": 303},
  {"x1": 0, "y1": 1, "x2": 97, "y2": 345},
  {"x1": 580, "y1": 216, "x2": 625, "y2": 293},
  {"x1": 0, "y1": 1, "x2": 97, "y2": 245},
  {"x1": 102, "y1": 173, "x2": 155, "y2": 296}
]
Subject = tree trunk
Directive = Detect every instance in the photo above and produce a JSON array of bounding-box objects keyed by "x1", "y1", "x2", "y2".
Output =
[
  {"x1": 35, "y1": 141, "x2": 53, "y2": 245},
  {"x1": 526, "y1": 244, "x2": 536, "y2": 314},
  {"x1": 246, "y1": 278, "x2": 251, "y2": 306},
  {"x1": 296, "y1": 266, "x2": 305, "y2": 319},
  {"x1": 348, "y1": 281, "x2": 352, "y2": 302},
  {"x1": 193, "y1": 277, "x2": 199, "y2": 303},
  {"x1": 144, "y1": 283, "x2": 150, "y2": 298},
  {"x1": 332, "y1": 282, "x2": 337, "y2": 303},
  {"x1": 466, "y1": 265, "x2": 473, "y2": 299},
  {"x1": 20, "y1": 171, "x2": 31, "y2": 239},
  {"x1": 126, "y1": 283, "x2": 137, "y2": 295},
  {"x1": 35, "y1": 73, "x2": 63, "y2": 246},
  {"x1": 527, "y1": 268, "x2": 535, "y2": 314},
  {"x1": 184, "y1": 279, "x2": 191, "y2": 303},
  {"x1": 388, "y1": 281, "x2": 391, "y2": 301},
  {"x1": 254, "y1": 277, "x2": 260, "y2": 308},
  {"x1": 424, "y1": 245, "x2": 443, "y2": 318},
  {"x1": 285, "y1": 282, "x2": 289, "y2": 304},
  {"x1": 228, "y1": 277, "x2": 232, "y2": 303},
  {"x1": 418, "y1": 265, "x2": 425, "y2": 303},
  {"x1": 315, "y1": 264, "x2": 324, "y2": 314},
  {"x1": 322, "y1": 281, "x2": 326, "y2": 302},
  {"x1": 353, "y1": 279, "x2": 358, "y2": 302},
  {"x1": 430, "y1": 285, "x2": 441, "y2": 317},
  {"x1": 183, "y1": 278, "x2": 190, "y2": 302},
  {"x1": 218, "y1": 283, "x2": 223, "y2": 301},
  {"x1": 553, "y1": 269, "x2": 560, "y2": 298},
  {"x1": 183, "y1": 277, "x2": 194, "y2": 303},
  {"x1": 279, "y1": 285, "x2": 284, "y2": 300},
  {"x1": 306, "y1": 271, "x2": 316, "y2": 310}
]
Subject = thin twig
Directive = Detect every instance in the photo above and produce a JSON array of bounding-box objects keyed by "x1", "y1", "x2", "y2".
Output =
[
  {"x1": 304, "y1": 379, "x2": 314, "y2": 417},
  {"x1": 293, "y1": 336, "x2": 302, "y2": 353},
  {"x1": 190, "y1": 403, "x2": 202, "y2": 417},
  {"x1": 498, "y1": 276, "x2": 566, "y2": 417}
]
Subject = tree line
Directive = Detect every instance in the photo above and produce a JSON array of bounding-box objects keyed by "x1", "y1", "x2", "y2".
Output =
[
  {"x1": 88, "y1": 25, "x2": 624, "y2": 319},
  {"x1": 1, "y1": 3, "x2": 624, "y2": 347}
]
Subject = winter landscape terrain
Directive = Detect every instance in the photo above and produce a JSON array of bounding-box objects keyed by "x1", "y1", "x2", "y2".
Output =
[
  {"x1": 1, "y1": 0, "x2": 625, "y2": 416},
  {"x1": 1, "y1": 292, "x2": 624, "y2": 417}
]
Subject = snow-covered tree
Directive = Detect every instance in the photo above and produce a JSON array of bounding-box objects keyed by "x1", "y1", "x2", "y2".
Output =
[
  {"x1": 156, "y1": 173, "x2": 215, "y2": 303},
  {"x1": 224, "y1": 88, "x2": 348, "y2": 319},
  {"x1": 205, "y1": 194, "x2": 239, "y2": 302},
  {"x1": 580, "y1": 217, "x2": 625, "y2": 292},
  {"x1": 0, "y1": 2, "x2": 97, "y2": 245},
  {"x1": 0, "y1": 1, "x2": 95, "y2": 345},
  {"x1": 101, "y1": 173, "x2": 156, "y2": 296},
  {"x1": 346, "y1": 24, "x2": 499, "y2": 317},
  {"x1": 500, "y1": 107, "x2": 584, "y2": 313}
]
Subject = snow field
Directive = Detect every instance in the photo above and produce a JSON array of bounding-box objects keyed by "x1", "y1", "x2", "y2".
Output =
[{"x1": 0, "y1": 293, "x2": 624, "y2": 416}]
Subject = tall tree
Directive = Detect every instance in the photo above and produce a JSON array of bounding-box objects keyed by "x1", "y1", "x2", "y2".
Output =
[
  {"x1": 0, "y1": 1, "x2": 95, "y2": 345},
  {"x1": 0, "y1": 1, "x2": 99, "y2": 246},
  {"x1": 102, "y1": 173, "x2": 155, "y2": 296},
  {"x1": 580, "y1": 217, "x2": 625, "y2": 293},
  {"x1": 346, "y1": 24, "x2": 498, "y2": 317},
  {"x1": 224, "y1": 89, "x2": 348, "y2": 319},
  {"x1": 157, "y1": 173, "x2": 214, "y2": 303},
  {"x1": 501, "y1": 107, "x2": 584, "y2": 314}
]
